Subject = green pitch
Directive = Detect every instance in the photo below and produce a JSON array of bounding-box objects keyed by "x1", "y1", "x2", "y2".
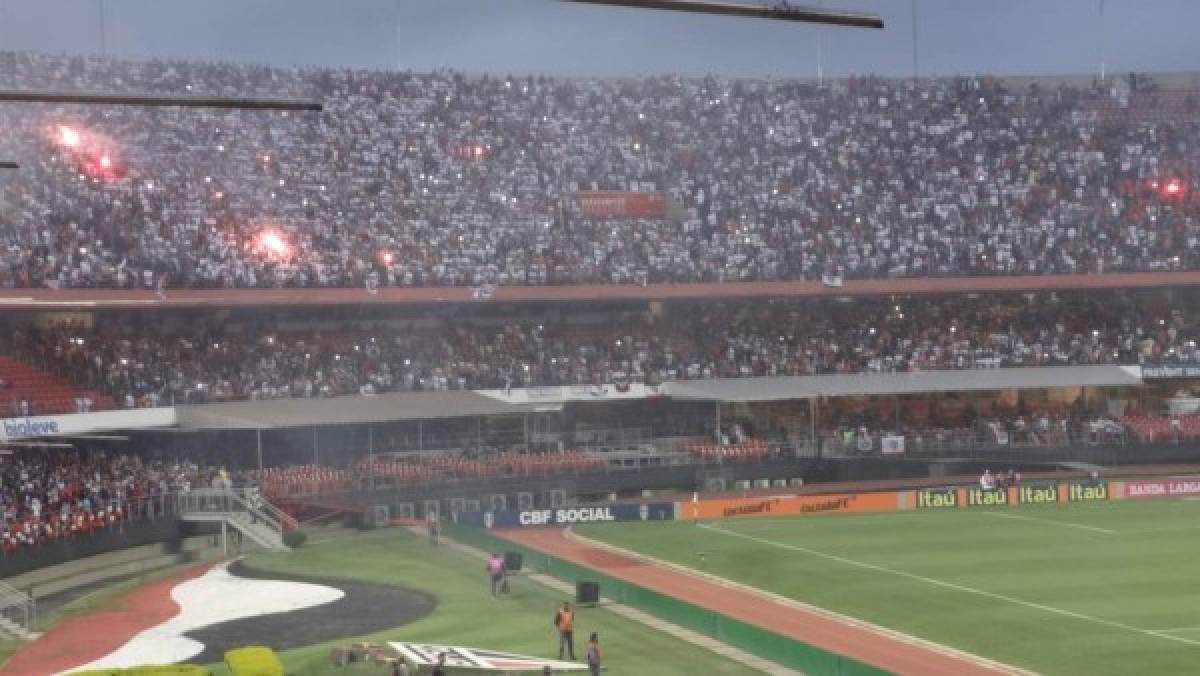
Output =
[
  {"x1": 576, "y1": 499, "x2": 1200, "y2": 676},
  {"x1": 206, "y1": 528, "x2": 751, "y2": 675}
]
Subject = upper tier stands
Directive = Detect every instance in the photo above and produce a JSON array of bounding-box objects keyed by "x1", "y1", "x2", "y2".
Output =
[
  {"x1": 1, "y1": 52, "x2": 1198, "y2": 289},
  {"x1": 3, "y1": 293, "x2": 1196, "y2": 408}
]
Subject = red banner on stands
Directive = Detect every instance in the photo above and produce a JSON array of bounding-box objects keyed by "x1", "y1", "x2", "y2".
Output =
[{"x1": 575, "y1": 191, "x2": 666, "y2": 218}]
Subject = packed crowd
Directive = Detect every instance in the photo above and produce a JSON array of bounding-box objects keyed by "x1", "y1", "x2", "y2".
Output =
[
  {"x1": 0, "y1": 444, "x2": 615, "y2": 550},
  {"x1": 818, "y1": 413, "x2": 1128, "y2": 456},
  {"x1": 5, "y1": 294, "x2": 1197, "y2": 407},
  {"x1": 2, "y1": 52, "x2": 1199, "y2": 290},
  {"x1": 0, "y1": 450, "x2": 224, "y2": 552}
]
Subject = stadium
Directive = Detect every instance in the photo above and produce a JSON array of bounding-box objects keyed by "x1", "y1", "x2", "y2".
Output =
[{"x1": 1, "y1": 1, "x2": 1200, "y2": 674}]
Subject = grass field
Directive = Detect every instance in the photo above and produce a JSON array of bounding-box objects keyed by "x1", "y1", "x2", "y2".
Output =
[
  {"x1": 196, "y1": 527, "x2": 752, "y2": 675},
  {"x1": 576, "y1": 499, "x2": 1200, "y2": 676}
]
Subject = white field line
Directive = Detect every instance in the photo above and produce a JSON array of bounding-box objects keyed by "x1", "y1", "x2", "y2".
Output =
[
  {"x1": 980, "y1": 511, "x2": 1118, "y2": 534},
  {"x1": 1154, "y1": 627, "x2": 1200, "y2": 633},
  {"x1": 698, "y1": 523, "x2": 1200, "y2": 650},
  {"x1": 566, "y1": 528, "x2": 1035, "y2": 676},
  {"x1": 1129, "y1": 524, "x2": 1200, "y2": 534}
]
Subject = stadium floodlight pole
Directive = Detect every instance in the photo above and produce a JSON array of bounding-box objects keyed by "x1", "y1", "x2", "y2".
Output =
[
  {"x1": 0, "y1": 90, "x2": 322, "y2": 112},
  {"x1": 559, "y1": 0, "x2": 884, "y2": 28}
]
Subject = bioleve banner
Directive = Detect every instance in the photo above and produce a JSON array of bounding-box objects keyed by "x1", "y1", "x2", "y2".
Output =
[{"x1": 0, "y1": 408, "x2": 175, "y2": 441}]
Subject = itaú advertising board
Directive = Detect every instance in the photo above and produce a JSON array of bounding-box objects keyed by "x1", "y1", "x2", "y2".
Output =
[{"x1": 1124, "y1": 478, "x2": 1200, "y2": 500}]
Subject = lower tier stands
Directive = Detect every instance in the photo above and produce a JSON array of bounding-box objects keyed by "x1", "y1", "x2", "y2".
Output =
[
  {"x1": 0, "y1": 356, "x2": 113, "y2": 416},
  {"x1": 682, "y1": 438, "x2": 771, "y2": 462},
  {"x1": 0, "y1": 451, "x2": 226, "y2": 553},
  {"x1": 1123, "y1": 414, "x2": 1200, "y2": 443},
  {"x1": 256, "y1": 451, "x2": 609, "y2": 499}
]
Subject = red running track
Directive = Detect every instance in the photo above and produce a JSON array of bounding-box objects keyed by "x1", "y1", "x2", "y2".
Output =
[
  {"x1": 4, "y1": 563, "x2": 212, "y2": 675},
  {"x1": 499, "y1": 528, "x2": 1016, "y2": 676}
]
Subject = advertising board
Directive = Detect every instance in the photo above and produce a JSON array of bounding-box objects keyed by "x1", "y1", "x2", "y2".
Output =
[
  {"x1": 914, "y1": 487, "x2": 958, "y2": 509},
  {"x1": 1064, "y1": 481, "x2": 1110, "y2": 502},
  {"x1": 1017, "y1": 483, "x2": 1059, "y2": 505},
  {"x1": 0, "y1": 408, "x2": 175, "y2": 441},
  {"x1": 964, "y1": 487, "x2": 1009, "y2": 507},
  {"x1": 685, "y1": 491, "x2": 900, "y2": 521},
  {"x1": 462, "y1": 502, "x2": 674, "y2": 529},
  {"x1": 1124, "y1": 478, "x2": 1200, "y2": 500}
]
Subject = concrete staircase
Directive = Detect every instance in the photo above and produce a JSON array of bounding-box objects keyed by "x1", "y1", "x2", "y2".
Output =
[
  {"x1": 3, "y1": 534, "x2": 225, "y2": 623},
  {"x1": 176, "y1": 489, "x2": 297, "y2": 552},
  {"x1": 0, "y1": 580, "x2": 35, "y2": 642},
  {"x1": 0, "y1": 614, "x2": 35, "y2": 641}
]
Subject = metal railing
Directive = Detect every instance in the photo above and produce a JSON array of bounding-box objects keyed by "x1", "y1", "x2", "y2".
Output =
[
  {"x1": 250, "y1": 493, "x2": 300, "y2": 533},
  {"x1": 176, "y1": 488, "x2": 295, "y2": 550}
]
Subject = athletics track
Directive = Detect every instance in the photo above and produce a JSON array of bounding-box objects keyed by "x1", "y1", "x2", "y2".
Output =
[{"x1": 499, "y1": 527, "x2": 1023, "y2": 676}]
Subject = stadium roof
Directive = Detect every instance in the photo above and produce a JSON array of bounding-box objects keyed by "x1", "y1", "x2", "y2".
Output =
[
  {"x1": 662, "y1": 365, "x2": 1144, "y2": 402},
  {"x1": 176, "y1": 390, "x2": 557, "y2": 430},
  {"x1": 172, "y1": 366, "x2": 1142, "y2": 429}
]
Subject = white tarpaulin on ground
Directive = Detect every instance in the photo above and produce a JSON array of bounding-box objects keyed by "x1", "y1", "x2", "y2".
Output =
[
  {"x1": 64, "y1": 561, "x2": 343, "y2": 673},
  {"x1": 389, "y1": 643, "x2": 590, "y2": 672}
]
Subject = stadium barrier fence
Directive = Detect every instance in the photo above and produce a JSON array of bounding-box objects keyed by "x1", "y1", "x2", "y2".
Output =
[{"x1": 445, "y1": 523, "x2": 889, "y2": 676}]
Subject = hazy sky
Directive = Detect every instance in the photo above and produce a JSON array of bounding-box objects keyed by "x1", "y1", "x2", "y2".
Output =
[{"x1": 0, "y1": 0, "x2": 1196, "y2": 79}]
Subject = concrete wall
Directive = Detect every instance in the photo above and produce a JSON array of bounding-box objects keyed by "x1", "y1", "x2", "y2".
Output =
[{"x1": 3, "y1": 533, "x2": 225, "y2": 603}]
